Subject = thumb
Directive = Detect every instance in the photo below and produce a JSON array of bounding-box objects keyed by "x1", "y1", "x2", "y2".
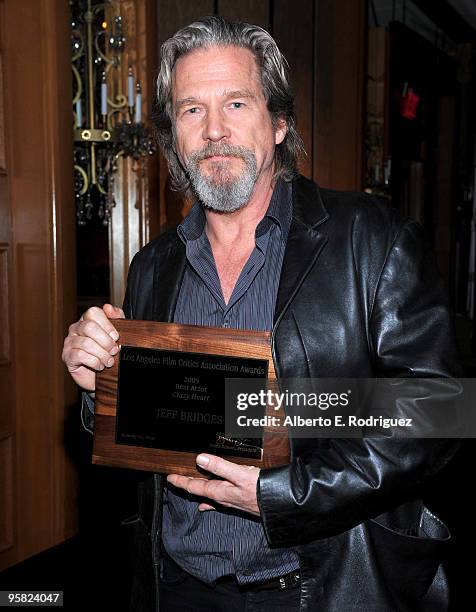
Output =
[{"x1": 103, "y1": 303, "x2": 125, "y2": 319}]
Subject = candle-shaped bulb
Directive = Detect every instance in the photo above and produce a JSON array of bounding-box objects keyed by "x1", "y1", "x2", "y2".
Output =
[
  {"x1": 101, "y1": 72, "x2": 107, "y2": 117},
  {"x1": 135, "y1": 82, "x2": 142, "y2": 123},
  {"x1": 128, "y1": 66, "x2": 134, "y2": 108},
  {"x1": 76, "y1": 99, "x2": 82, "y2": 128}
]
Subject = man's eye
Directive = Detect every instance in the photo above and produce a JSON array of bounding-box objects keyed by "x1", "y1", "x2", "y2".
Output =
[
  {"x1": 231, "y1": 102, "x2": 244, "y2": 109},
  {"x1": 185, "y1": 107, "x2": 199, "y2": 115}
]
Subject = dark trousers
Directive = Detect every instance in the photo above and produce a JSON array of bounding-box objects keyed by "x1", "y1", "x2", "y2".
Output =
[{"x1": 159, "y1": 552, "x2": 301, "y2": 612}]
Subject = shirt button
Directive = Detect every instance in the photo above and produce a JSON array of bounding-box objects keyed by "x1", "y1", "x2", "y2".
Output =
[
  {"x1": 242, "y1": 569, "x2": 252, "y2": 576},
  {"x1": 223, "y1": 320, "x2": 229, "y2": 328}
]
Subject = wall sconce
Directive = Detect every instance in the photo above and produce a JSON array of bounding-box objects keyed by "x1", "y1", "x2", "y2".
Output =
[{"x1": 71, "y1": 0, "x2": 156, "y2": 226}]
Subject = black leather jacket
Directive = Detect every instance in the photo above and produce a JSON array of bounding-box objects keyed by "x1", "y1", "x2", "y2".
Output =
[{"x1": 120, "y1": 176, "x2": 459, "y2": 611}]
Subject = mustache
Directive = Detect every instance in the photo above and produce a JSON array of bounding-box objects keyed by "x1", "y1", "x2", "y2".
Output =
[{"x1": 189, "y1": 143, "x2": 253, "y2": 163}]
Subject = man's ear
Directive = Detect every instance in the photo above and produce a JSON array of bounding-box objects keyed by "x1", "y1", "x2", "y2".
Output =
[{"x1": 274, "y1": 117, "x2": 287, "y2": 145}]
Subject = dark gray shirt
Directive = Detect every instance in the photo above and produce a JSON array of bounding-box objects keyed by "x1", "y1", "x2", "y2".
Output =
[{"x1": 162, "y1": 180, "x2": 300, "y2": 585}]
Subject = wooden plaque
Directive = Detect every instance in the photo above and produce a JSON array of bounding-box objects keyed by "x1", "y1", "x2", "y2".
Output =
[{"x1": 93, "y1": 319, "x2": 290, "y2": 477}]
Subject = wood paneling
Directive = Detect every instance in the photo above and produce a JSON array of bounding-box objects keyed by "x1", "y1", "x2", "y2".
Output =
[
  {"x1": 15, "y1": 244, "x2": 53, "y2": 556},
  {"x1": 314, "y1": 0, "x2": 366, "y2": 190},
  {"x1": 218, "y1": 0, "x2": 269, "y2": 29},
  {"x1": 0, "y1": 172, "x2": 8, "y2": 240},
  {"x1": 157, "y1": 0, "x2": 215, "y2": 44},
  {"x1": 0, "y1": 436, "x2": 13, "y2": 553},
  {"x1": 0, "y1": 0, "x2": 15, "y2": 570},
  {"x1": 0, "y1": 246, "x2": 9, "y2": 363},
  {"x1": 274, "y1": 0, "x2": 314, "y2": 179},
  {"x1": 0, "y1": 67, "x2": 4, "y2": 170},
  {"x1": 0, "y1": 0, "x2": 5, "y2": 170},
  {"x1": 0, "y1": 0, "x2": 77, "y2": 570}
]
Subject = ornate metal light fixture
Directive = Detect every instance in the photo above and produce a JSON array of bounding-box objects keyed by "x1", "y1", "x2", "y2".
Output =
[{"x1": 71, "y1": 0, "x2": 156, "y2": 225}]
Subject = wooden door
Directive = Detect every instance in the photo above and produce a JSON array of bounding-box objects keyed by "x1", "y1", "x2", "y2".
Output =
[
  {"x1": 0, "y1": 0, "x2": 77, "y2": 571},
  {"x1": 0, "y1": 0, "x2": 14, "y2": 564}
]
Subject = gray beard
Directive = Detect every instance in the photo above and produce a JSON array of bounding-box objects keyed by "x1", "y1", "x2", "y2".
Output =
[{"x1": 186, "y1": 143, "x2": 257, "y2": 213}]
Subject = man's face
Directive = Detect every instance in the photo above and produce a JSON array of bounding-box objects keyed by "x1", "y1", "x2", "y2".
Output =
[{"x1": 172, "y1": 45, "x2": 286, "y2": 212}]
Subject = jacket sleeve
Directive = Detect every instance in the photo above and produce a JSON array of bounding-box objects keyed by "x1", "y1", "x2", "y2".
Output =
[
  {"x1": 258, "y1": 219, "x2": 461, "y2": 547},
  {"x1": 80, "y1": 391, "x2": 95, "y2": 434}
]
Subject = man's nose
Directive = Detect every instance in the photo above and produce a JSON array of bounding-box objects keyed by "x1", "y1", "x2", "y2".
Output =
[{"x1": 202, "y1": 108, "x2": 231, "y2": 142}]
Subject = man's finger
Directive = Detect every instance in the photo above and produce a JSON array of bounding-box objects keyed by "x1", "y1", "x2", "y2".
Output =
[
  {"x1": 195, "y1": 454, "x2": 250, "y2": 484},
  {"x1": 166, "y1": 474, "x2": 201, "y2": 489},
  {"x1": 103, "y1": 303, "x2": 125, "y2": 321},
  {"x1": 75, "y1": 319, "x2": 119, "y2": 353},
  {"x1": 167, "y1": 474, "x2": 231, "y2": 502},
  {"x1": 82, "y1": 305, "x2": 121, "y2": 342},
  {"x1": 198, "y1": 503, "x2": 216, "y2": 512},
  {"x1": 67, "y1": 336, "x2": 117, "y2": 368},
  {"x1": 166, "y1": 474, "x2": 210, "y2": 494}
]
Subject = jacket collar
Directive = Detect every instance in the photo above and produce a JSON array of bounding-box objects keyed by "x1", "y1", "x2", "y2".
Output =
[
  {"x1": 273, "y1": 176, "x2": 329, "y2": 326},
  {"x1": 290, "y1": 175, "x2": 329, "y2": 229},
  {"x1": 152, "y1": 238, "x2": 186, "y2": 322}
]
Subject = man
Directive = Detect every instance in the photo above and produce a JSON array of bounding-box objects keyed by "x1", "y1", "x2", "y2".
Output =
[{"x1": 62, "y1": 16, "x2": 459, "y2": 612}]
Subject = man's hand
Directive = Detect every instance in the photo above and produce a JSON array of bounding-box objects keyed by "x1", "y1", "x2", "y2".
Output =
[
  {"x1": 62, "y1": 303, "x2": 125, "y2": 391},
  {"x1": 167, "y1": 454, "x2": 261, "y2": 516}
]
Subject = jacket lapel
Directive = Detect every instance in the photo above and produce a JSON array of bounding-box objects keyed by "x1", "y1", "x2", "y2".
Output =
[
  {"x1": 152, "y1": 239, "x2": 187, "y2": 322},
  {"x1": 274, "y1": 177, "x2": 329, "y2": 325}
]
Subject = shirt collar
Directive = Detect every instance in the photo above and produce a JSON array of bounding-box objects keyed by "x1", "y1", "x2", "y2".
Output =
[{"x1": 177, "y1": 179, "x2": 292, "y2": 244}]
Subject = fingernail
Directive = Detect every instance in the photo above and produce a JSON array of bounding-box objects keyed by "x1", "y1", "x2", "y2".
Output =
[
  {"x1": 107, "y1": 357, "x2": 114, "y2": 367},
  {"x1": 196, "y1": 454, "x2": 209, "y2": 467},
  {"x1": 110, "y1": 330, "x2": 119, "y2": 341},
  {"x1": 110, "y1": 346, "x2": 119, "y2": 355}
]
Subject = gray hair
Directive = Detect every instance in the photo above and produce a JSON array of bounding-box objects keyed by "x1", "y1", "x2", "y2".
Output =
[{"x1": 153, "y1": 15, "x2": 304, "y2": 193}]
